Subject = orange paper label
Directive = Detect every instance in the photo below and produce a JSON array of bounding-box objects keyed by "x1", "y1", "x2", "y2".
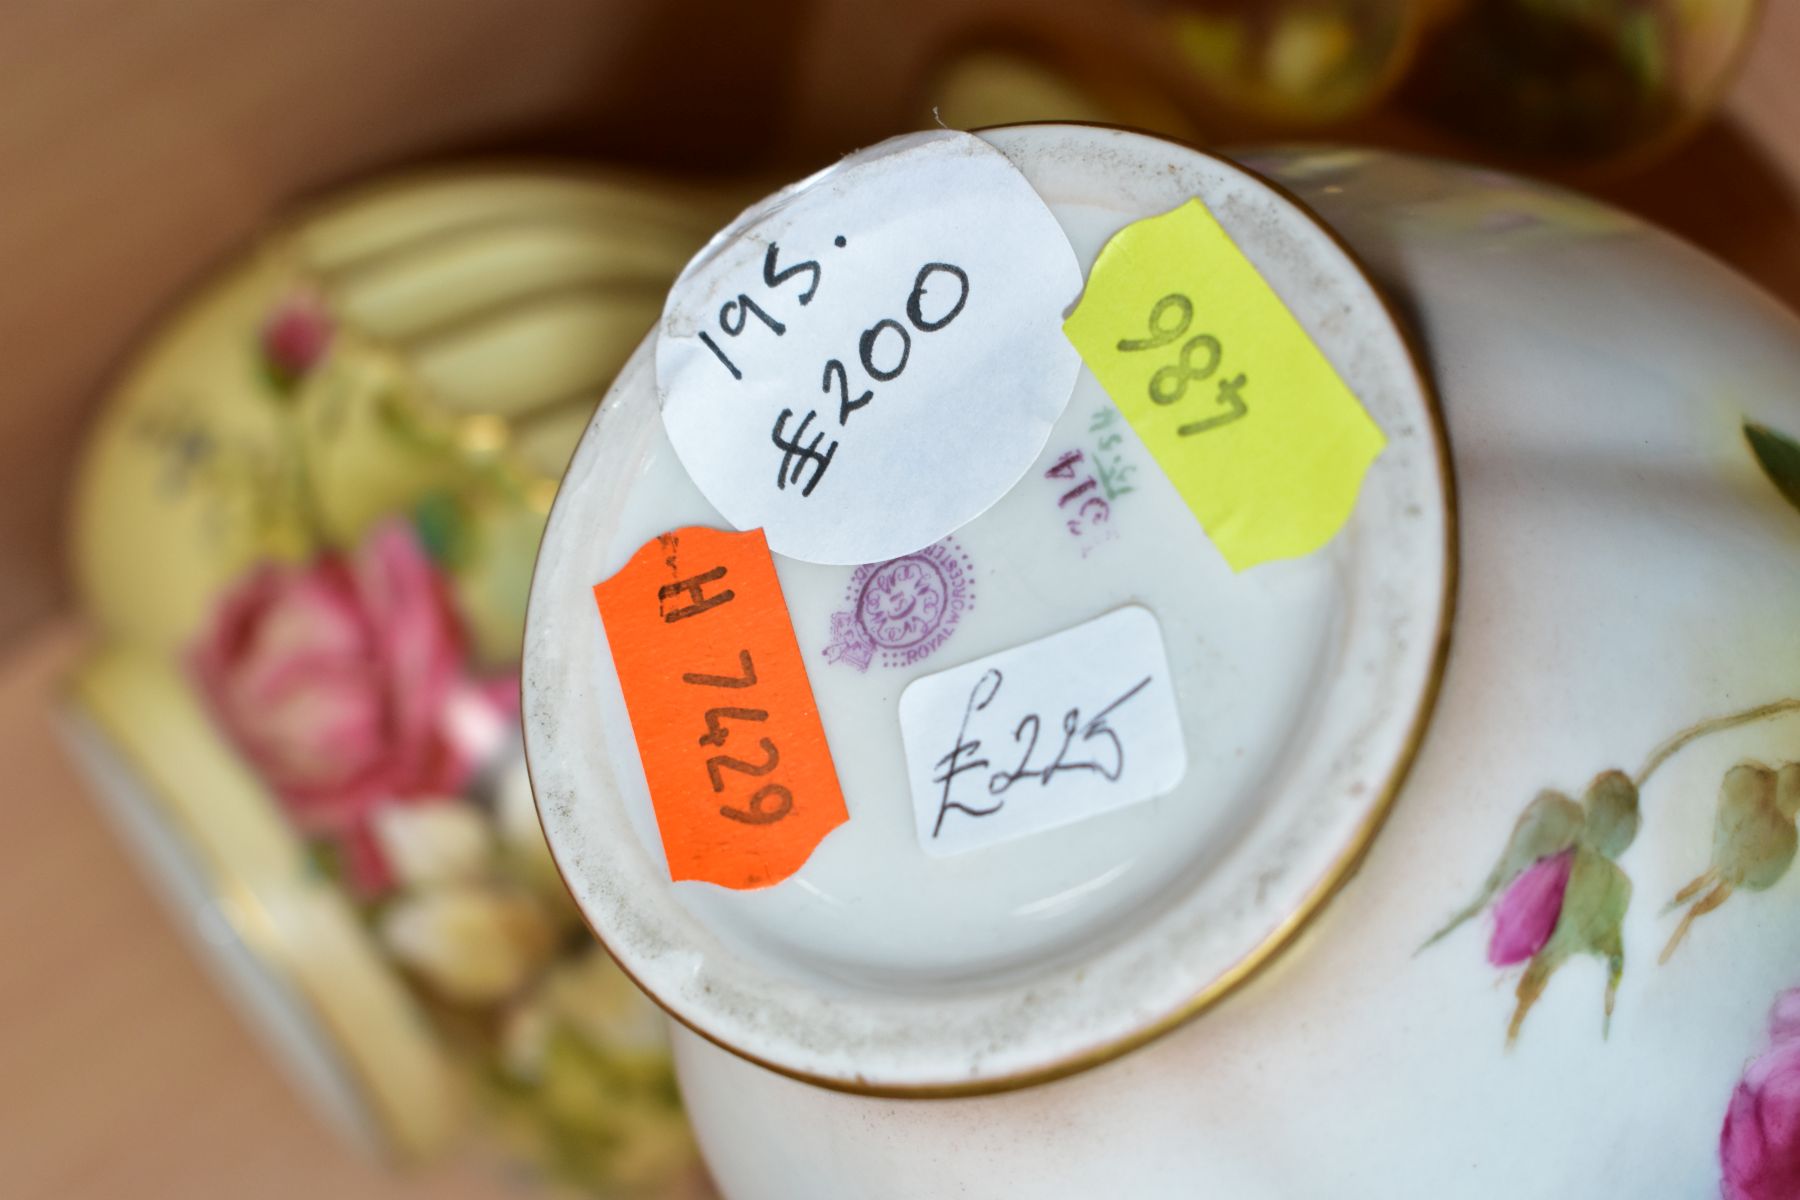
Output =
[{"x1": 593, "y1": 526, "x2": 847, "y2": 889}]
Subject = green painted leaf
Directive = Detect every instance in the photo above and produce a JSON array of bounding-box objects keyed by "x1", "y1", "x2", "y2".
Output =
[
  {"x1": 1543, "y1": 846, "x2": 1631, "y2": 1035},
  {"x1": 412, "y1": 490, "x2": 473, "y2": 569},
  {"x1": 1581, "y1": 770, "x2": 1639, "y2": 858},
  {"x1": 1713, "y1": 762, "x2": 1798, "y2": 891},
  {"x1": 1746, "y1": 422, "x2": 1800, "y2": 516},
  {"x1": 1421, "y1": 790, "x2": 1584, "y2": 950},
  {"x1": 1549, "y1": 847, "x2": 1632, "y2": 959},
  {"x1": 1779, "y1": 764, "x2": 1800, "y2": 820}
]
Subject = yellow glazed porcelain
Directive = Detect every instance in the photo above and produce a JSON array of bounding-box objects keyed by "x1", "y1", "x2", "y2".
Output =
[{"x1": 64, "y1": 165, "x2": 738, "y2": 1193}]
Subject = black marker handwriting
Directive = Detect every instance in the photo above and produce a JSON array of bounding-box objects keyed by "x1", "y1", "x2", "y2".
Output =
[
  {"x1": 930, "y1": 669, "x2": 1004, "y2": 836},
  {"x1": 930, "y1": 669, "x2": 1154, "y2": 837}
]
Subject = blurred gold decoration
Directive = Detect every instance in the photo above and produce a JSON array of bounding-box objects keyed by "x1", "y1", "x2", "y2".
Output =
[
  {"x1": 1404, "y1": 0, "x2": 1762, "y2": 169},
  {"x1": 1149, "y1": 0, "x2": 1759, "y2": 172},
  {"x1": 1162, "y1": 0, "x2": 1429, "y2": 126}
]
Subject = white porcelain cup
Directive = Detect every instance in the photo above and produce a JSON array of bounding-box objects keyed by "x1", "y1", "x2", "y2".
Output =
[{"x1": 524, "y1": 125, "x2": 1800, "y2": 1198}]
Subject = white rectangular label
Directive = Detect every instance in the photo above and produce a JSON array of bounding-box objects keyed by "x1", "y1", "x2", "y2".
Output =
[{"x1": 898, "y1": 606, "x2": 1187, "y2": 857}]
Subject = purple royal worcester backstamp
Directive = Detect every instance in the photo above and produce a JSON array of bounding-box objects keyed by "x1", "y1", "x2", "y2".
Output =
[{"x1": 823, "y1": 537, "x2": 974, "y2": 672}]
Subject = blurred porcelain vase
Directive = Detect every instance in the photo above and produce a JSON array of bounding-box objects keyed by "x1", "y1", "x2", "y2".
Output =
[{"x1": 522, "y1": 125, "x2": 1800, "y2": 1199}]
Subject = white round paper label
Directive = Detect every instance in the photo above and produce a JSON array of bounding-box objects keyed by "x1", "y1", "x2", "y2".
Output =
[{"x1": 654, "y1": 130, "x2": 1084, "y2": 565}]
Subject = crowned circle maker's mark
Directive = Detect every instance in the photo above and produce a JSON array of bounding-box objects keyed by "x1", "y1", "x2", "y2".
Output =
[
  {"x1": 824, "y1": 537, "x2": 973, "y2": 672},
  {"x1": 860, "y1": 555, "x2": 948, "y2": 649}
]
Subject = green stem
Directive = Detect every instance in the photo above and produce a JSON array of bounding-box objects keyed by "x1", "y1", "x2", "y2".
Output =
[
  {"x1": 1634, "y1": 698, "x2": 1800, "y2": 788},
  {"x1": 285, "y1": 402, "x2": 329, "y2": 540}
]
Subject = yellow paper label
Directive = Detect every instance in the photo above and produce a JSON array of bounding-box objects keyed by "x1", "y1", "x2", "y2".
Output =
[{"x1": 1062, "y1": 199, "x2": 1385, "y2": 571}]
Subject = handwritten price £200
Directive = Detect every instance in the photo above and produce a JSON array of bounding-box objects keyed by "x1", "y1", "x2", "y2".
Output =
[{"x1": 691, "y1": 239, "x2": 971, "y2": 499}]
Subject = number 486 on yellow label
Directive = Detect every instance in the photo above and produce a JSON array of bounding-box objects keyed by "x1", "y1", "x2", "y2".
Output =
[{"x1": 1062, "y1": 199, "x2": 1385, "y2": 572}]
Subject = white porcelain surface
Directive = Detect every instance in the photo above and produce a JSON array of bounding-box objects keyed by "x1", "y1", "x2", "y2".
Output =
[
  {"x1": 523, "y1": 127, "x2": 1450, "y2": 1092},
  {"x1": 655, "y1": 140, "x2": 1800, "y2": 1197}
]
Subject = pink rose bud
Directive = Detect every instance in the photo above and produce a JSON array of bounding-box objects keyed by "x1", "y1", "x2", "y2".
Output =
[
  {"x1": 261, "y1": 291, "x2": 333, "y2": 380},
  {"x1": 1487, "y1": 849, "x2": 1574, "y2": 967}
]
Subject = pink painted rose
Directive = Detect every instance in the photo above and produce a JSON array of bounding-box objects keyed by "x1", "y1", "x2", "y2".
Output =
[
  {"x1": 191, "y1": 518, "x2": 515, "y2": 894},
  {"x1": 1722, "y1": 989, "x2": 1800, "y2": 1200},
  {"x1": 1487, "y1": 849, "x2": 1573, "y2": 966},
  {"x1": 261, "y1": 290, "x2": 333, "y2": 381}
]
